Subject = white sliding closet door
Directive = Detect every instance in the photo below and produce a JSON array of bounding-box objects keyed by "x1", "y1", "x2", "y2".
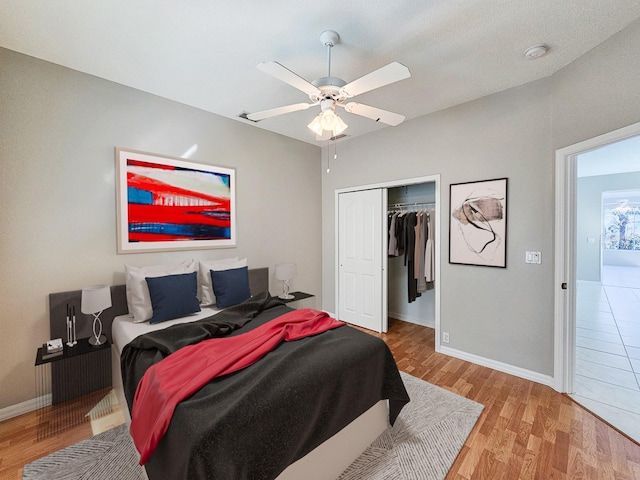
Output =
[{"x1": 338, "y1": 189, "x2": 386, "y2": 333}]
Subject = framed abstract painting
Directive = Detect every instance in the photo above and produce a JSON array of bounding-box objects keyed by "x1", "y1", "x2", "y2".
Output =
[
  {"x1": 116, "y1": 148, "x2": 236, "y2": 253},
  {"x1": 449, "y1": 177, "x2": 507, "y2": 268}
]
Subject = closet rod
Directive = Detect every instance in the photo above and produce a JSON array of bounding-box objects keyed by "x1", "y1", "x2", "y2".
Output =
[{"x1": 389, "y1": 201, "x2": 435, "y2": 209}]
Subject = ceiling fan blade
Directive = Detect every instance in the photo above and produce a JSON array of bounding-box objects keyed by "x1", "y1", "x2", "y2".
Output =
[
  {"x1": 343, "y1": 102, "x2": 406, "y2": 126},
  {"x1": 257, "y1": 62, "x2": 322, "y2": 96},
  {"x1": 247, "y1": 102, "x2": 314, "y2": 121},
  {"x1": 340, "y1": 62, "x2": 411, "y2": 98}
]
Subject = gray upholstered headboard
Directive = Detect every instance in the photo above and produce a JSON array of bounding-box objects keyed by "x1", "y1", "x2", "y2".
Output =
[{"x1": 48, "y1": 267, "x2": 270, "y2": 342}]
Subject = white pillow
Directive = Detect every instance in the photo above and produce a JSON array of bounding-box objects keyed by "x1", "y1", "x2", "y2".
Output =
[
  {"x1": 199, "y1": 258, "x2": 247, "y2": 306},
  {"x1": 125, "y1": 260, "x2": 197, "y2": 322}
]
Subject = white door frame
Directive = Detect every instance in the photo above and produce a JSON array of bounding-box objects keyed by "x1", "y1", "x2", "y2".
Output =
[
  {"x1": 335, "y1": 175, "x2": 441, "y2": 342},
  {"x1": 554, "y1": 121, "x2": 640, "y2": 392}
]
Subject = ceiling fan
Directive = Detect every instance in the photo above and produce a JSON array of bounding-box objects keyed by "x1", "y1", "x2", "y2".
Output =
[{"x1": 246, "y1": 30, "x2": 411, "y2": 140}]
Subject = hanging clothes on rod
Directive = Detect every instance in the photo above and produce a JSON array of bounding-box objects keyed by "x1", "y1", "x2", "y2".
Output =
[
  {"x1": 388, "y1": 201, "x2": 433, "y2": 259},
  {"x1": 388, "y1": 210, "x2": 406, "y2": 257},
  {"x1": 387, "y1": 204, "x2": 435, "y2": 303}
]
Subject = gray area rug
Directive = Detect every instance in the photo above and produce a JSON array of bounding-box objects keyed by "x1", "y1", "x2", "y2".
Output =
[
  {"x1": 23, "y1": 372, "x2": 483, "y2": 480},
  {"x1": 339, "y1": 372, "x2": 484, "y2": 479},
  {"x1": 22, "y1": 424, "x2": 144, "y2": 480}
]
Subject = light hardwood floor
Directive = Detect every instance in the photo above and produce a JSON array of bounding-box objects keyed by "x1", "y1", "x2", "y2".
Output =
[
  {"x1": 0, "y1": 388, "x2": 117, "y2": 480},
  {"x1": 2, "y1": 319, "x2": 640, "y2": 479}
]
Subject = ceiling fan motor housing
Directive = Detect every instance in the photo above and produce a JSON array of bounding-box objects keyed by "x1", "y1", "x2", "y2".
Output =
[
  {"x1": 320, "y1": 30, "x2": 340, "y2": 47},
  {"x1": 311, "y1": 77, "x2": 346, "y2": 104},
  {"x1": 312, "y1": 77, "x2": 346, "y2": 89}
]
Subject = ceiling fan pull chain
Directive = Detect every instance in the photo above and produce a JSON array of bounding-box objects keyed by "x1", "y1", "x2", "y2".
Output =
[{"x1": 326, "y1": 145, "x2": 331, "y2": 174}]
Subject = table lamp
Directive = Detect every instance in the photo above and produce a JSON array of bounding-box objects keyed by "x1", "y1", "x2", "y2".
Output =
[
  {"x1": 275, "y1": 263, "x2": 297, "y2": 300},
  {"x1": 81, "y1": 285, "x2": 111, "y2": 346}
]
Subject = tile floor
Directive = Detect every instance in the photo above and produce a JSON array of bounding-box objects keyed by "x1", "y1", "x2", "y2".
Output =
[{"x1": 572, "y1": 264, "x2": 640, "y2": 442}]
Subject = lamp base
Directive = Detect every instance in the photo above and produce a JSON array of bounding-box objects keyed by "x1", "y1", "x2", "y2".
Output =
[
  {"x1": 278, "y1": 294, "x2": 295, "y2": 300},
  {"x1": 88, "y1": 335, "x2": 107, "y2": 347}
]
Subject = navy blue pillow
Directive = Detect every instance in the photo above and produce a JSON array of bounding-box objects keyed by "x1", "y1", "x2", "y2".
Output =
[
  {"x1": 210, "y1": 266, "x2": 251, "y2": 308},
  {"x1": 146, "y1": 272, "x2": 201, "y2": 324}
]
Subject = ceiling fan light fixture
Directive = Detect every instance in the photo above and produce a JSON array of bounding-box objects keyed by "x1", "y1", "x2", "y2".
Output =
[
  {"x1": 309, "y1": 108, "x2": 348, "y2": 137},
  {"x1": 307, "y1": 114, "x2": 324, "y2": 136},
  {"x1": 333, "y1": 114, "x2": 348, "y2": 135},
  {"x1": 307, "y1": 110, "x2": 348, "y2": 137},
  {"x1": 321, "y1": 108, "x2": 337, "y2": 129}
]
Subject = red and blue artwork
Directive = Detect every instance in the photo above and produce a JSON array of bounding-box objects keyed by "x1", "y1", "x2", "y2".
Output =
[{"x1": 126, "y1": 158, "x2": 232, "y2": 243}]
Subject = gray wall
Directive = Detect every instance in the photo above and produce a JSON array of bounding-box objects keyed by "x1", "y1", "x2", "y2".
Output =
[
  {"x1": 577, "y1": 172, "x2": 640, "y2": 281},
  {"x1": 0, "y1": 48, "x2": 321, "y2": 409},
  {"x1": 322, "y1": 18, "x2": 640, "y2": 377},
  {"x1": 322, "y1": 78, "x2": 554, "y2": 374}
]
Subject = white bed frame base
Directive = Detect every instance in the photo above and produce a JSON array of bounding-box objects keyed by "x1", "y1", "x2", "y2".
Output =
[{"x1": 276, "y1": 400, "x2": 388, "y2": 479}]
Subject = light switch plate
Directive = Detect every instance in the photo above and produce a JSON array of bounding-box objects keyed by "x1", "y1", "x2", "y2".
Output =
[{"x1": 525, "y1": 251, "x2": 542, "y2": 264}]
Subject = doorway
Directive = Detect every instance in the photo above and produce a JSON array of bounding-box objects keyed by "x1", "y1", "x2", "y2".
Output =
[{"x1": 555, "y1": 122, "x2": 640, "y2": 441}]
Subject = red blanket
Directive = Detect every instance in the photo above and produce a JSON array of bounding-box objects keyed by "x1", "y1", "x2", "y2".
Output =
[{"x1": 130, "y1": 308, "x2": 345, "y2": 464}]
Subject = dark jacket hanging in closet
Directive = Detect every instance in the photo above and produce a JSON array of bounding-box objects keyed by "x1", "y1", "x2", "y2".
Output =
[{"x1": 403, "y1": 212, "x2": 419, "y2": 303}]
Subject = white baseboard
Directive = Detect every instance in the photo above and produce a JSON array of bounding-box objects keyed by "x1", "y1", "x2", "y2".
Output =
[
  {"x1": 334, "y1": 312, "x2": 434, "y2": 332},
  {"x1": 0, "y1": 394, "x2": 51, "y2": 422},
  {"x1": 388, "y1": 311, "x2": 435, "y2": 329},
  {"x1": 438, "y1": 345, "x2": 555, "y2": 389}
]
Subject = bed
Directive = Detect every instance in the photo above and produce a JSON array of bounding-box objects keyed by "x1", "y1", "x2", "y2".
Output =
[{"x1": 105, "y1": 266, "x2": 409, "y2": 480}]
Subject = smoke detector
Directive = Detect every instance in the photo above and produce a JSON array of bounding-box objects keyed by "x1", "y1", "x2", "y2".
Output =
[{"x1": 524, "y1": 44, "x2": 549, "y2": 59}]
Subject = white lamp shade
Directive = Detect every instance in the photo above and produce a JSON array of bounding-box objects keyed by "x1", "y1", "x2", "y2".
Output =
[
  {"x1": 81, "y1": 285, "x2": 112, "y2": 314},
  {"x1": 275, "y1": 263, "x2": 297, "y2": 281},
  {"x1": 321, "y1": 109, "x2": 337, "y2": 129},
  {"x1": 307, "y1": 114, "x2": 324, "y2": 136},
  {"x1": 307, "y1": 112, "x2": 348, "y2": 137},
  {"x1": 333, "y1": 114, "x2": 348, "y2": 135}
]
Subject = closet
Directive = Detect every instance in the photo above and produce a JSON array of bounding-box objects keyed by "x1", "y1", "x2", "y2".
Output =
[
  {"x1": 387, "y1": 183, "x2": 436, "y2": 328},
  {"x1": 336, "y1": 176, "x2": 439, "y2": 333}
]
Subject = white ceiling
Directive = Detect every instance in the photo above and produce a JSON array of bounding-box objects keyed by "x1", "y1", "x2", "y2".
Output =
[{"x1": 2, "y1": 1, "x2": 640, "y2": 146}]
